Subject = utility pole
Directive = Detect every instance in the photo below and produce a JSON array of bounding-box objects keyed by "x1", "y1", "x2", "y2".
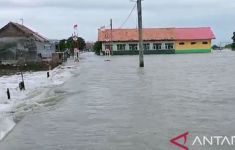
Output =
[
  {"x1": 137, "y1": 0, "x2": 144, "y2": 67},
  {"x1": 110, "y1": 19, "x2": 113, "y2": 55}
]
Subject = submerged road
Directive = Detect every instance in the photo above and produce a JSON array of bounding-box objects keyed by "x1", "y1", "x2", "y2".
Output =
[{"x1": 1, "y1": 51, "x2": 235, "y2": 150}]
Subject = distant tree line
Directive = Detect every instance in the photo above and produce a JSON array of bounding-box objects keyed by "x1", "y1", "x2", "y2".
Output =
[
  {"x1": 58, "y1": 37, "x2": 104, "y2": 55},
  {"x1": 212, "y1": 44, "x2": 231, "y2": 50},
  {"x1": 225, "y1": 44, "x2": 232, "y2": 49}
]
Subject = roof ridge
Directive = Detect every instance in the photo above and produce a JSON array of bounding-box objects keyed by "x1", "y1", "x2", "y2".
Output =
[
  {"x1": 175, "y1": 27, "x2": 211, "y2": 29},
  {"x1": 104, "y1": 27, "x2": 212, "y2": 30},
  {"x1": 10, "y1": 22, "x2": 48, "y2": 42}
]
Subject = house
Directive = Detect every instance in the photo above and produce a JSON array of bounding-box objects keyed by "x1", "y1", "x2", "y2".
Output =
[
  {"x1": 98, "y1": 27, "x2": 215, "y2": 55},
  {"x1": 0, "y1": 22, "x2": 55, "y2": 63}
]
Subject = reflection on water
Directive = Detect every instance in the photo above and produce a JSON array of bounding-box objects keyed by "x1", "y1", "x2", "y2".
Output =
[{"x1": 1, "y1": 51, "x2": 235, "y2": 150}]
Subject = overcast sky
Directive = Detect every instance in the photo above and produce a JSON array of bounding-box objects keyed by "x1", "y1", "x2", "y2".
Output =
[{"x1": 0, "y1": 0, "x2": 234, "y2": 44}]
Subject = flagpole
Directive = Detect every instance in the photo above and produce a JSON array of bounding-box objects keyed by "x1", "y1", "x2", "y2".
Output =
[{"x1": 73, "y1": 24, "x2": 79, "y2": 61}]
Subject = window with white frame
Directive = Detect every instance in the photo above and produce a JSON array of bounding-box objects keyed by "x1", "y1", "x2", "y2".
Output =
[
  {"x1": 153, "y1": 43, "x2": 162, "y2": 50},
  {"x1": 165, "y1": 43, "x2": 174, "y2": 50},
  {"x1": 129, "y1": 44, "x2": 138, "y2": 50},
  {"x1": 143, "y1": 43, "x2": 150, "y2": 50},
  {"x1": 117, "y1": 44, "x2": 126, "y2": 51}
]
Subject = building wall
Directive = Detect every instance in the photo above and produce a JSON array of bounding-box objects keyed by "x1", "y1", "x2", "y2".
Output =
[
  {"x1": 0, "y1": 37, "x2": 55, "y2": 61},
  {"x1": 101, "y1": 40, "x2": 212, "y2": 55},
  {"x1": 0, "y1": 37, "x2": 36, "y2": 60},
  {"x1": 36, "y1": 41, "x2": 55, "y2": 59},
  {"x1": 175, "y1": 40, "x2": 212, "y2": 53}
]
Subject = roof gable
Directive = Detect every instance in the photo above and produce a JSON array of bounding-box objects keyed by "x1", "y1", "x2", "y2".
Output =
[
  {"x1": 0, "y1": 22, "x2": 48, "y2": 42},
  {"x1": 0, "y1": 22, "x2": 26, "y2": 37}
]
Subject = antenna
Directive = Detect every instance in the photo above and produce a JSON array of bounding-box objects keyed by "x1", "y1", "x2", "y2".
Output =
[{"x1": 20, "y1": 18, "x2": 24, "y2": 25}]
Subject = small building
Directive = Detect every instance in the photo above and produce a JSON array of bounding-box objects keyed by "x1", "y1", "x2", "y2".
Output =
[
  {"x1": 98, "y1": 27, "x2": 215, "y2": 55},
  {"x1": 0, "y1": 22, "x2": 55, "y2": 63}
]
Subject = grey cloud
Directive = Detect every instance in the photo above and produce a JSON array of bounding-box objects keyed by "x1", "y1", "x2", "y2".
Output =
[
  {"x1": 0, "y1": 0, "x2": 234, "y2": 44},
  {"x1": 0, "y1": 0, "x2": 131, "y2": 10}
]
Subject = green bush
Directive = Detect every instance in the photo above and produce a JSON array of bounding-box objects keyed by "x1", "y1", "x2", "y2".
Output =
[{"x1": 93, "y1": 41, "x2": 102, "y2": 55}]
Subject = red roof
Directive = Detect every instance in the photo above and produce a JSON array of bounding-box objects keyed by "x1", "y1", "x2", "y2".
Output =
[
  {"x1": 98, "y1": 27, "x2": 215, "y2": 42},
  {"x1": 175, "y1": 27, "x2": 215, "y2": 40}
]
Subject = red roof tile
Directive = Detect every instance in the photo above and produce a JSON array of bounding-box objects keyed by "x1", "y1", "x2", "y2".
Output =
[
  {"x1": 98, "y1": 27, "x2": 215, "y2": 42},
  {"x1": 175, "y1": 27, "x2": 215, "y2": 40}
]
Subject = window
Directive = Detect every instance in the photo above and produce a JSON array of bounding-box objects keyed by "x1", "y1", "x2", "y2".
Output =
[
  {"x1": 105, "y1": 44, "x2": 112, "y2": 50},
  {"x1": 143, "y1": 43, "x2": 150, "y2": 50},
  {"x1": 105, "y1": 45, "x2": 109, "y2": 50},
  {"x1": 117, "y1": 44, "x2": 126, "y2": 51},
  {"x1": 191, "y1": 42, "x2": 197, "y2": 45},
  {"x1": 153, "y1": 43, "x2": 162, "y2": 50},
  {"x1": 202, "y1": 41, "x2": 208, "y2": 45},
  {"x1": 129, "y1": 44, "x2": 138, "y2": 51},
  {"x1": 165, "y1": 43, "x2": 174, "y2": 50},
  {"x1": 44, "y1": 45, "x2": 51, "y2": 51},
  {"x1": 179, "y1": 42, "x2": 185, "y2": 45}
]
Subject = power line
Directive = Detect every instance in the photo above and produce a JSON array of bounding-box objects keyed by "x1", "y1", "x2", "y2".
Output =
[{"x1": 119, "y1": 3, "x2": 137, "y2": 29}]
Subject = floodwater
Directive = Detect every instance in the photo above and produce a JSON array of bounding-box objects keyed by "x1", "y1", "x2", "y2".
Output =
[{"x1": 1, "y1": 50, "x2": 235, "y2": 150}]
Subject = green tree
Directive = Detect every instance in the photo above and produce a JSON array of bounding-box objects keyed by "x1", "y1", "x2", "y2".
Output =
[
  {"x1": 59, "y1": 37, "x2": 86, "y2": 52},
  {"x1": 67, "y1": 37, "x2": 86, "y2": 50},
  {"x1": 93, "y1": 41, "x2": 102, "y2": 55},
  {"x1": 231, "y1": 32, "x2": 235, "y2": 50},
  {"x1": 232, "y1": 43, "x2": 235, "y2": 50},
  {"x1": 77, "y1": 37, "x2": 86, "y2": 50},
  {"x1": 58, "y1": 39, "x2": 67, "y2": 52}
]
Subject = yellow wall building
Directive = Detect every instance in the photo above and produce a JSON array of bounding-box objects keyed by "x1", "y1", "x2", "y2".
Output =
[{"x1": 175, "y1": 40, "x2": 212, "y2": 53}]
